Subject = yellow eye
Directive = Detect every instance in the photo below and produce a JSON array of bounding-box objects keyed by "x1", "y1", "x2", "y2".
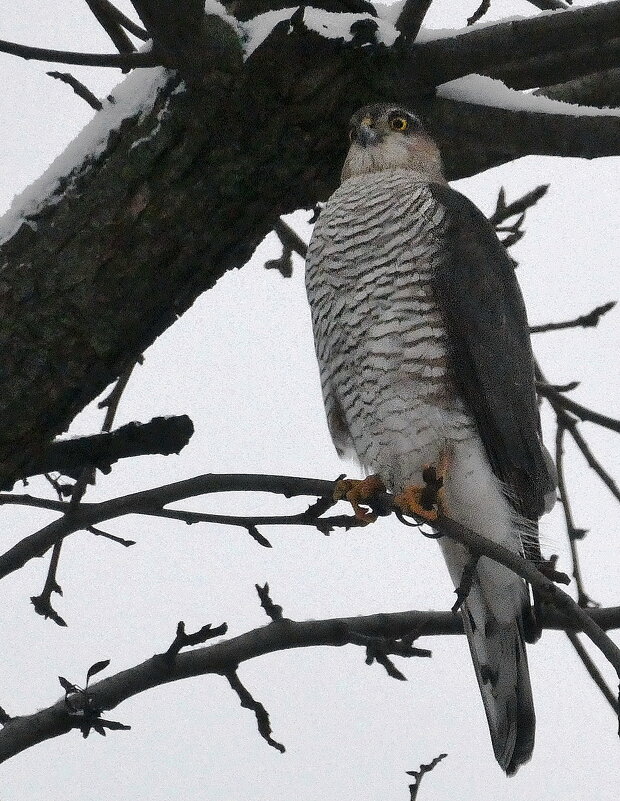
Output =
[{"x1": 389, "y1": 116, "x2": 408, "y2": 132}]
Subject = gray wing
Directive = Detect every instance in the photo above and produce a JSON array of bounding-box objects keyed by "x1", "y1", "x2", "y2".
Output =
[{"x1": 429, "y1": 183, "x2": 555, "y2": 520}]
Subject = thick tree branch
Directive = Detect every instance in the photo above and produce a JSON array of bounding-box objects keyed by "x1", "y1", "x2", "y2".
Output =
[
  {"x1": 85, "y1": 0, "x2": 137, "y2": 54},
  {"x1": 395, "y1": 0, "x2": 434, "y2": 40},
  {"x1": 537, "y1": 68, "x2": 620, "y2": 109},
  {"x1": 410, "y1": 2, "x2": 620, "y2": 88},
  {"x1": 130, "y1": 0, "x2": 243, "y2": 80},
  {"x1": 10, "y1": 416, "x2": 194, "y2": 485},
  {"x1": 426, "y1": 97, "x2": 620, "y2": 179},
  {"x1": 87, "y1": 0, "x2": 149, "y2": 40}
]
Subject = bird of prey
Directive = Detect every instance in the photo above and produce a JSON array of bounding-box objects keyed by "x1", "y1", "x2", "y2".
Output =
[{"x1": 305, "y1": 103, "x2": 556, "y2": 775}]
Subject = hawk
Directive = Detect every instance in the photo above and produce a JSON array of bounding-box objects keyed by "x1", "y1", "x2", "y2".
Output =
[{"x1": 305, "y1": 104, "x2": 556, "y2": 774}]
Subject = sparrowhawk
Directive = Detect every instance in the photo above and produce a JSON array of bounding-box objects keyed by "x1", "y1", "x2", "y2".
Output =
[{"x1": 305, "y1": 103, "x2": 556, "y2": 775}]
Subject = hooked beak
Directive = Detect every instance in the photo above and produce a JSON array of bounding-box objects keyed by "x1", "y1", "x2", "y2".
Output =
[{"x1": 357, "y1": 118, "x2": 379, "y2": 148}]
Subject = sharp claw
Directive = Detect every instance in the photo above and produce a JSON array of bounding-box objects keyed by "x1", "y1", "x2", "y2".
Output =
[{"x1": 332, "y1": 475, "x2": 386, "y2": 525}]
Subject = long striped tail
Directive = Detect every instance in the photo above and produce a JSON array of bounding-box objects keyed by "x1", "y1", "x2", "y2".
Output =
[{"x1": 461, "y1": 565, "x2": 535, "y2": 775}]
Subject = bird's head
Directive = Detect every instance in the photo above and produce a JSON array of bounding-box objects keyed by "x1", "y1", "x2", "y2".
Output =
[{"x1": 341, "y1": 104, "x2": 445, "y2": 184}]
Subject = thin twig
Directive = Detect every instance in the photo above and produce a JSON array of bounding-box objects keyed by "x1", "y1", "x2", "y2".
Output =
[
  {"x1": 489, "y1": 185, "x2": 549, "y2": 226},
  {"x1": 407, "y1": 753, "x2": 448, "y2": 801},
  {"x1": 164, "y1": 620, "x2": 228, "y2": 663},
  {"x1": 225, "y1": 670, "x2": 285, "y2": 753},
  {"x1": 566, "y1": 631, "x2": 619, "y2": 715},
  {"x1": 531, "y1": 301, "x2": 616, "y2": 334},
  {"x1": 555, "y1": 424, "x2": 594, "y2": 607},
  {"x1": 46, "y1": 72, "x2": 103, "y2": 110},
  {"x1": 566, "y1": 420, "x2": 620, "y2": 505},
  {"x1": 86, "y1": 525, "x2": 136, "y2": 547},
  {"x1": 99, "y1": 361, "x2": 139, "y2": 432},
  {"x1": 255, "y1": 583, "x2": 283, "y2": 621},
  {"x1": 537, "y1": 383, "x2": 620, "y2": 434},
  {"x1": 30, "y1": 541, "x2": 66, "y2": 627},
  {"x1": 273, "y1": 219, "x2": 307, "y2": 260}
]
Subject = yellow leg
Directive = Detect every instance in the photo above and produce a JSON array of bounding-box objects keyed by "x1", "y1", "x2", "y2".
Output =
[
  {"x1": 394, "y1": 448, "x2": 453, "y2": 522},
  {"x1": 333, "y1": 475, "x2": 386, "y2": 525}
]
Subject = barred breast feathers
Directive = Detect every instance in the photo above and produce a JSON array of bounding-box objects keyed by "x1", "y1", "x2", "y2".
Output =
[{"x1": 306, "y1": 169, "x2": 475, "y2": 481}]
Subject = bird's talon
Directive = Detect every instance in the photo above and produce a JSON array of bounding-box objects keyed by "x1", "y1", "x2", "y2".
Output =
[
  {"x1": 333, "y1": 475, "x2": 386, "y2": 524},
  {"x1": 394, "y1": 485, "x2": 440, "y2": 522},
  {"x1": 395, "y1": 462, "x2": 449, "y2": 522}
]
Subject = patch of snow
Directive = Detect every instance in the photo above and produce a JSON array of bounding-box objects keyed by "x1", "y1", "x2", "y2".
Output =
[
  {"x1": 439, "y1": 74, "x2": 620, "y2": 117},
  {"x1": 243, "y1": 6, "x2": 399, "y2": 57},
  {"x1": 374, "y1": 0, "x2": 405, "y2": 28},
  {"x1": 243, "y1": 8, "x2": 297, "y2": 58},
  {"x1": 204, "y1": 0, "x2": 245, "y2": 37},
  {"x1": 303, "y1": 8, "x2": 399, "y2": 46},
  {"x1": 0, "y1": 64, "x2": 173, "y2": 247}
]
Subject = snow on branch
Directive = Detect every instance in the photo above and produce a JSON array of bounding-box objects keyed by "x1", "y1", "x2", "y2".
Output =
[
  {"x1": 438, "y1": 73, "x2": 620, "y2": 118},
  {"x1": 411, "y1": 1, "x2": 620, "y2": 88},
  {"x1": 0, "y1": 65, "x2": 175, "y2": 247},
  {"x1": 427, "y1": 95, "x2": 620, "y2": 179}
]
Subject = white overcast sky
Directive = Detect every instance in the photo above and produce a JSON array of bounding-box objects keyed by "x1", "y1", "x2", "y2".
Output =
[{"x1": 0, "y1": 2, "x2": 619, "y2": 800}]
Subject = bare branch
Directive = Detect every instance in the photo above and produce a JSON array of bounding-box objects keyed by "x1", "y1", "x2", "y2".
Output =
[
  {"x1": 225, "y1": 670, "x2": 285, "y2": 753},
  {"x1": 164, "y1": 621, "x2": 228, "y2": 663},
  {"x1": 30, "y1": 541, "x2": 67, "y2": 627},
  {"x1": 428, "y1": 96, "x2": 620, "y2": 182},
  {"x1": 255, "y1": 583, "x2": 284, "y2": 621},
  {"x1": 129, "y1": 0, "x2": 242, "y2": 80},
  {"x1": 12, "y1": 416, "x2": 194, "y2": 485},
  {"x1": 467, "y1": 0, "x2": 491, "y2": 27},
  {"x1": 99, "y1": 361, "x2": 140, "y2": 432},
  {"x1": 526, "y1": 0, "x2": 568, "y2": 10},
  {"x1": 407, "y1": 753, "x2": 448, "y2": 801},
  {"x1": 86, "y1": 525, "x2": 136, "y2": 547},
  {"x1": 395, "y1": 0, "x2": 434, "y2": 40},
  {"x1": 88, "y1": 0, "x2": 148, "y2": 40},
  {"x1": 566, "y1": 631, "x2": 619, "y2": 716},
  {"x1": 565, "y1": 418, "x2": 620, "y2": 505},
  {"x1": 46, "y1": 72, "x2": 103, "y2": 110},
  {"x1": 0, "y1": 599, "x2": 617, "y2": 763},
  {"x1": 85, "y1": 0, "x2": 137, "y2": 55},
  {"x1": 537, "y1": 384, "x2": 620, "y2": 434},
  {"x1": 1, "y1": 469, "x2": 619, "y2": 682},
  {"x1": 555, "y1": 424, "x2": 594, "y2": 607},
  {"x1": 531, "y1": 301, "x2": 616, "y2": 334},
  {"x1": 489, "y1": 184, "x2": 549, "y2": 226},
  {"x1": 0, "y1": 38, "x2": 157, "y2": 68}
]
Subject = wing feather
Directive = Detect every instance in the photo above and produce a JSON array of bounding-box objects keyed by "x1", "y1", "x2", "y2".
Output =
[{"x1": 429, "y1": 183, "x2": 555, "y2": 519}]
